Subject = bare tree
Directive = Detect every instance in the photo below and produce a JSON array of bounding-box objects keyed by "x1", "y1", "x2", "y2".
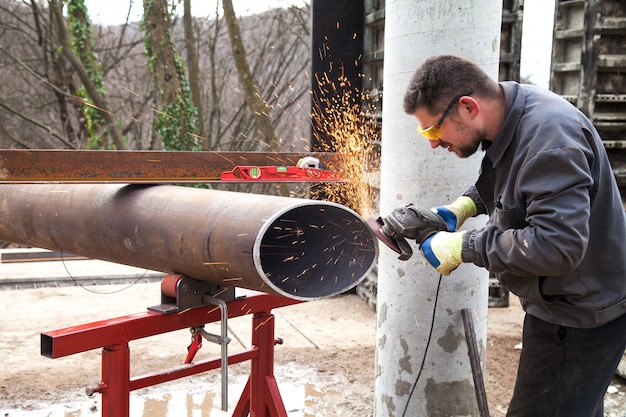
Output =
[
  {"x1": 0, "y1": 0, "x2": 312, "y2": 157},
  {"x1": 183, "y1": 0, "x2": 205, "y2": 141},
  {"x1": 142, "y1": 0, "x2": 198, "y2": 151},
  {"x1": 222, "y1": 0, "x2": 278, "y2": 150},
  {"x1": 65, "y1": 0, "x2": 111, "y2": 148},
  {"x1": 50, "y1": 0, "x2": 127, "y2": 149},
  {"x1": 198, "y1": 4, "x2": 311, "y2": 154},
  {"x1": 0, "y1": 0, "x2": 81, "y2": 148}
]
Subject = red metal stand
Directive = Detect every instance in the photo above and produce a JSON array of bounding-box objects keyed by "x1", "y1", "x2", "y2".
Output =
[
  {"x1": 41, "y1": 292, "x2": 302, "y2": 417},
  {"x1": 232, "y1": 312, "x2": 288, "y2": 417}
]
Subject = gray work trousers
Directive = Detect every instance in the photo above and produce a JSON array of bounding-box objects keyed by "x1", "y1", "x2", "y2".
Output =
[{"x1": 506, "y1": 311, "x2": 626, "y2": 417}]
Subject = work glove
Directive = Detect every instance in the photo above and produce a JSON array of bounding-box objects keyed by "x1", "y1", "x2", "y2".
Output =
[
  {"x1": 383, "y1": 203, "x2": 448, "y2": 243},
  {"x1": 420, "y1": 231, "x2": 466, "y2": 275},
  {"x1": 431, "y1": 196, "x2": 477, "y2": 231}
]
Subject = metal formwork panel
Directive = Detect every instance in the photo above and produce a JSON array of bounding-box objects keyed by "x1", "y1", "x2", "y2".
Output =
[
  {"x1": 551, "y1": 0, "x2": 626, "y2": 185},
  {"x1": 363, "y1": 0, "x2": 385, "y2": 125},
  {"x1": 500, "y1": 0, "x2": 524, "y2": 82}
]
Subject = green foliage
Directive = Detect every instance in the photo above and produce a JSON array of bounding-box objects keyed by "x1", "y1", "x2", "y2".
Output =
[
  {"x1": 64, "y1": 0, "x2": 110, "y2": 148},
  {"x1": 141, "y1": 0, "x2": 199, "y2": 151},
  {"x1": 156, "y1": 97, "x2": 199, "y2": 151}
]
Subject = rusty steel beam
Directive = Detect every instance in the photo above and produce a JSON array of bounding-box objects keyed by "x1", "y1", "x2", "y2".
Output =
[
  {"x1": 0, "y1": 150, "x2": 342, "y2": 183},
  {"x1": 0, "y1": 184, "x2": 378, "y2": 300}
]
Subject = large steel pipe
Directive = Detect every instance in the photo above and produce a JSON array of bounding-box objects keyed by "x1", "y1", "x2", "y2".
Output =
[{"x1": 0, "y1": 184, "x2": 378, "y2": 300}]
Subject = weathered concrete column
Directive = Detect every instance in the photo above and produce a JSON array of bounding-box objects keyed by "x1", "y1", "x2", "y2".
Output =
[{"x1": 375, "y1": 1, "x2": 502, "y2": 416}]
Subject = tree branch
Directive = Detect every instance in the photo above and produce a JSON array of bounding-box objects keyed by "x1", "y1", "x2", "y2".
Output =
[
  {"x1": 0, "y1": 100, "x2": 76, "y2": 148},
  {"x1": 49, "y1": 0, "x2": 127, "y2": 149}
]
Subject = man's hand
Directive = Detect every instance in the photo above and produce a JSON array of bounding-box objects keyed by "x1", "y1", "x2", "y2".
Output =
[
  {"x1": 383, "y1": 203, "x2": 448, "y2": 243},
  {"x1": 431, "y1": 196, "x2": 477, "y2": 231},
  {"x1": 420, "y1": 231, "x2": 465, "y2": 275}
]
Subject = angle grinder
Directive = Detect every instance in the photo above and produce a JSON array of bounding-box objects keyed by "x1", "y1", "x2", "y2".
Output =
[{"x1": 367, "y1": 204, "x2": 449, "y2": 261}]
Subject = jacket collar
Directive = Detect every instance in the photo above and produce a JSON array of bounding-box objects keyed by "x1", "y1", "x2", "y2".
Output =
[{"x1": 486, "y1": 81, "x2": 526, "y2": 167}]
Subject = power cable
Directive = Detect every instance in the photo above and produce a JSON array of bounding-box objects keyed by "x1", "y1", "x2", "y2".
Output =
[
  {"x1": 60, "y1": 249, "x2": 149, "y2": 294},
  {"x1": 401, "y1": 273, "x2": 444, "y2": 417}
]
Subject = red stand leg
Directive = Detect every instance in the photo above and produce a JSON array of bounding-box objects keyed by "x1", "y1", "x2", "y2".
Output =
[
  {"x1": 102, "y1": 343, "x2": 131, "y2": 417},
  {"x1": 233, "y1": 312, "x2": 288, "y2": 417},
  {"x1": 233, "y1": 379, "x2": 252, "y2": 416}
]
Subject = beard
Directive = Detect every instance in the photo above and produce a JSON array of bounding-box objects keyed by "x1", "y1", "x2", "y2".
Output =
[{"x1": 452, "y1": 126, "x2": 486, "y2": 158}]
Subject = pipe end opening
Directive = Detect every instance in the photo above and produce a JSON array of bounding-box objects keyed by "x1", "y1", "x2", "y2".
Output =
[{"x1": 258, "y1": 204, "x2": 378, "y2": 300}]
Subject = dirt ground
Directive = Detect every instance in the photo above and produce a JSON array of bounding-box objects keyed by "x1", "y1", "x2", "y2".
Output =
[{"x1": 0, "y1": 281, "x2": 624, "y2": 417}]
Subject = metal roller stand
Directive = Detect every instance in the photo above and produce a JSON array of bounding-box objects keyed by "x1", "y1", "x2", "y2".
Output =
[{"x1": 42, "y1": 273, "x2": 303, "y2": 417}]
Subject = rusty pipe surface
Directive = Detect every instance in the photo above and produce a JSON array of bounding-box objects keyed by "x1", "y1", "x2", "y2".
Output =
[{"x1": 0, "y1": 184, "x2": 378, "y2": 300}]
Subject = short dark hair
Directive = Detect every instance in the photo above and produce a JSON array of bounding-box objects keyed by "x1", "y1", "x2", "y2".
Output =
[{"x1": 403, "y1": 55, "x2": 500, "y2": 115}]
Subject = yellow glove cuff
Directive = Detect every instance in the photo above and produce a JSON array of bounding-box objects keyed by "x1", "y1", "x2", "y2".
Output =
[
  {"x1": 425, "y1": 231, "x2": 466, "y2": 275},
  {"x1": 444, "y1": 196, "x2": 477, "y2": 228},
  {"x1": 432, "y1": 230, "x2": 465, "y2": 263}
]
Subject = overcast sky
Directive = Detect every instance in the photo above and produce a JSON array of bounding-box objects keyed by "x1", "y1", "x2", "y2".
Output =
[{"x1": 85, "y1": 0, "x2": 555, "y2": 89}]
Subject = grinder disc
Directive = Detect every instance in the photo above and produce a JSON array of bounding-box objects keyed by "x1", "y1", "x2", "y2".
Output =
[{"x1": 367, "y1": 217, "x2": 402, "y2": 254}]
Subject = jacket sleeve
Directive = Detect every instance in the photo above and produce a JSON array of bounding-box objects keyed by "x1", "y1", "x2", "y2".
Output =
[
  {"x1": 462, "y1": 185, "x2": 487, "y2": 216},
  {"x1": 462, "y1": 146, "x2": 594, "y2": 276}
]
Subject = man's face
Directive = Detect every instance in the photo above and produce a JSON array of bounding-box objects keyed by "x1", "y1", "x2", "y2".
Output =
[{"x1": 414, "y1": 108, "x2": 484, "y2": 158}]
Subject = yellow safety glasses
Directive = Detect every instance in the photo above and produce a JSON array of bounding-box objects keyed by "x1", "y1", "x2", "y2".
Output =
[{"x1": 417, "y1": 91, "x2": 473, "y2": 140}]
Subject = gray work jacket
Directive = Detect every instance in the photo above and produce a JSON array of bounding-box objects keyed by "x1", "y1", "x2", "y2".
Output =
[{"x1": 462, "y1": 81, "x2": 626, "y2": 328}]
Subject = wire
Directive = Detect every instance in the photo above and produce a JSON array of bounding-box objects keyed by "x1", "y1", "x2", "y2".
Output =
[
  {"x1": 401, "y1": 273, "x2": 444, "y2": 417},
  {"x1": 60, "y1": 249, "x2": 149, "y2": 295}
]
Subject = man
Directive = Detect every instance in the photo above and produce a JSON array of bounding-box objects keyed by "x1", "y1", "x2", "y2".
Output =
[{"x1": 402, "y1": 55, "x2": 626, "y2": 416}]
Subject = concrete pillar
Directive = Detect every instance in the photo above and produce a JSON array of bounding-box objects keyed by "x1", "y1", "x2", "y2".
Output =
[{"x1": 375, "y1": 1, "x2": 502, "y2": 416}]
